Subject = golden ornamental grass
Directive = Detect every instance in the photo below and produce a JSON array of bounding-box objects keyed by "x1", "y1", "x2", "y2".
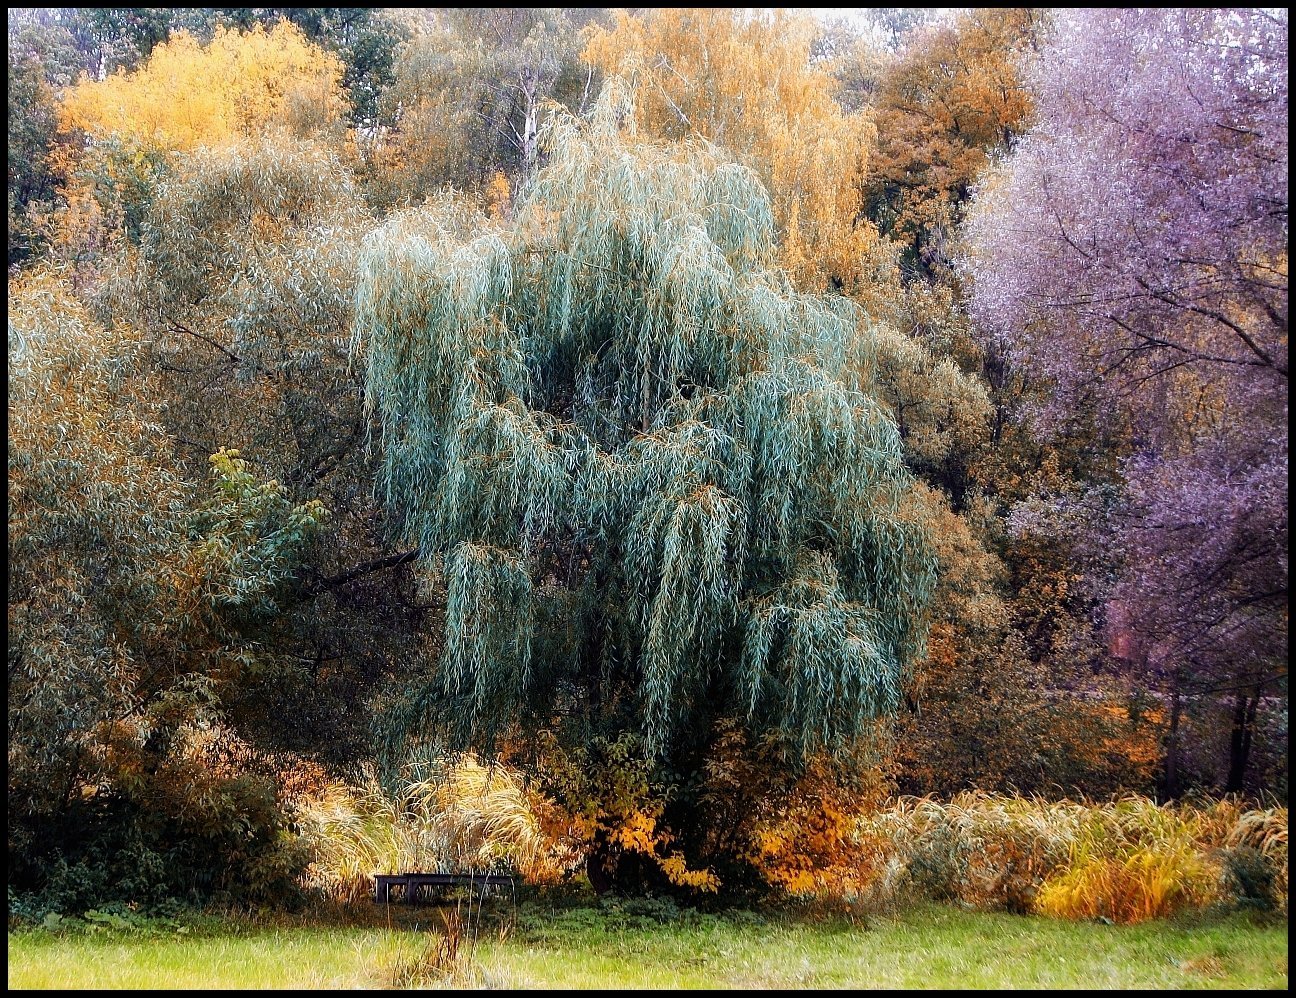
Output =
[
  {"x1": 856, "y1": 793, "x2": 1286, "y2": 922},
  {"x1": 295, "y1": 757, "x2": 573, "y2": 902},
  {"x1": 297, "y1": 767, "x2": 1287, "y2": 921}
]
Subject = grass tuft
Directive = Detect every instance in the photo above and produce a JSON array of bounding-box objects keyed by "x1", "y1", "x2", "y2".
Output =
[
  {"x1": 295, "y1": 757, "x2": 573, "y2": 902},
  {"x1": 854, "y1": 793, "x2": 1287, "y2": 922}
]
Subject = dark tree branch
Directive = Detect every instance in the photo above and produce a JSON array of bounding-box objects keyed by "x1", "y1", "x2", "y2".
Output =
[
  {"x1": 170, "y1": 320, "x2": 242, "y2": 364},
  {"x1": 307, "y1": 548, "x2": 421, "y2": 595}
]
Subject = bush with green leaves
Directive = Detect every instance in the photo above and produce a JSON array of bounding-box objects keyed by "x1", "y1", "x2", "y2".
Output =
[{"x1": 8, "y1": 269, "x2": 326, "y2": 907}]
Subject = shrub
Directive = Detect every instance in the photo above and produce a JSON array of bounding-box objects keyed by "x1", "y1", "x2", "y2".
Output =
[
  {"x1": 297, "y1": 757, "x2": 575, "y2": 902},
  {"x1": 852, "y1": 793, "x2": 1281, "y2": 922},
  {"x1": 1222, "y1": 805, "x2": 1288, "y2": 913}
]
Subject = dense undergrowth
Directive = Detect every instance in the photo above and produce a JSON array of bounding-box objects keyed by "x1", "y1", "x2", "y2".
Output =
[{"x1": 290, "y1": 764, "x2": 1287, "y2": 925}]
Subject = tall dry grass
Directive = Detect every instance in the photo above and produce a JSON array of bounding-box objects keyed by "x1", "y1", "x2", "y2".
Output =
[
  {"x1": 1219, "y1": 803, "x2": 1288, "y2": 914},
  {"x1": 295, "y1": 757, "x2": 576, "y2": 902},
  {"x1": 1033, "y1": 797, "x2": 1220, "y2": 922},
  {"x1": 296, "y1": 758, "x2": 1286, "y2": 924},
  {"x1": 859, "y1": 791, "x2": 1081, "y2": 912},
  {"x1": 855, "y1": 793, "x2": 1287, "y2": 923}
]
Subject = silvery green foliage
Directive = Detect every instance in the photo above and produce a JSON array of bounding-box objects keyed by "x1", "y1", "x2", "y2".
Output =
[{"x1": 356, "y1": 84, "x2": 936, "y2": 758}]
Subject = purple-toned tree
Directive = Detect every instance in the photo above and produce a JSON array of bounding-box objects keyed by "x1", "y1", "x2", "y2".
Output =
[{"x1": 965, "y1": 8, "x2": 1288, "y2": 796}]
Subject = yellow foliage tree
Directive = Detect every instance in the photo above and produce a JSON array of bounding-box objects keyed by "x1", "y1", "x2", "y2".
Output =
[
  {"x1": 59, "y1": 22, "x2": 347, "y2": 151},
  {"x1": 866, "y1": 8, "x2": 1042, "y2": 264},
  {"x1": 583, "y1": 8, "x2": 884, "y2": 294},
  {"x1": 48, "y1": 22, "x2": 348, "y2": 274}
]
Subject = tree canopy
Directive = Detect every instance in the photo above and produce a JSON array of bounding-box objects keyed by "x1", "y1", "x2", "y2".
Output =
[
  {"x1": 356, "y1": 84, "x2": 936, "y2": 763},
  {"x1": 584, "y1": 8, "x2": 885, "y2": 294},
  {"x1": 966, "y1": 7, "x2": 1288, "y2": 793},
  {"x1": 6, "y1": 6, "x2": 1287, "y2": 911}
]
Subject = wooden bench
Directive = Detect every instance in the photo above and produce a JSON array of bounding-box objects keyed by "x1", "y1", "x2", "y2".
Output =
[{"x1": 373, "y1": 872, "x2": 515, "y2": 905}]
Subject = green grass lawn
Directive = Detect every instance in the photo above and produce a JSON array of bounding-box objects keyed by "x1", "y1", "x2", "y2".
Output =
[{"x1": 7, "y1": 903, "x2": 1288, "y2": 990}]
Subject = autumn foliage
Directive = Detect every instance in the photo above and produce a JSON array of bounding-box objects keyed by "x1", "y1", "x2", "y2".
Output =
[
  {"x1": 584, "y1": 8, "x2": 886, "y2": 293},
  {"x1": 59, "y1": 22, "x2": 346, "y2": 150},
  {"x1": 5, "y1": 7, "x2": 1288, "y2": 914},
  {"x1": 867, "y1": 8, "x2": 1042, "y2": 267}
]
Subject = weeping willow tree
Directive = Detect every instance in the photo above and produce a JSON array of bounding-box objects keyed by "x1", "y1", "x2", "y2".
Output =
[{"x1": 356, "y1": 81, "x2": 935, "y2": 812}]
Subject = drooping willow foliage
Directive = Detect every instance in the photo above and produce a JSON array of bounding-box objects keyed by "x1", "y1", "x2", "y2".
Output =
[{"x1": 356, "y1": 82, "x2": 936, "y2": 760}]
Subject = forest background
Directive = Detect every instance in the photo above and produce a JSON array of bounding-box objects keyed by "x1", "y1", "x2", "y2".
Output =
[{"x1": 7, "y1": 7, "x2": 1287, "y2": 917}]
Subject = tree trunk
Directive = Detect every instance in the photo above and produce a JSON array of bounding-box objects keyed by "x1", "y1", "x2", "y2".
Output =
[
  {"x1": 585, "y1": 829, "x2": 613, "y2": 895},
  {"x1": 520, "y1": 82, "x2": 539, "y2": 168},
  {"x1": 1161, "y1": 681, "x2": 1181, "y2": 802},
  {"x1": 1225, "y1": 690, "x2": 1259, "y2": 793}
]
